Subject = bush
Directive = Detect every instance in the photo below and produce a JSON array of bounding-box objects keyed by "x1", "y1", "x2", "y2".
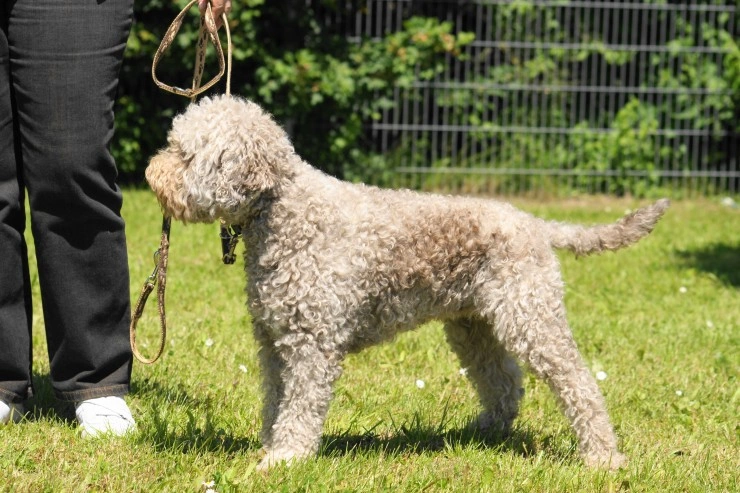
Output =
[
  {"x1": 115, "y1": 1, "x2": 739, "y2": 196},
  {"x1": 114, "y1": 1, "x2": 472, "y2": 184}
]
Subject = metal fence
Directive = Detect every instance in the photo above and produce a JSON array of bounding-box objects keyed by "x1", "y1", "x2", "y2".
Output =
[{"x1": 325, "y1": 0, "x2": 740, "y2": 196}]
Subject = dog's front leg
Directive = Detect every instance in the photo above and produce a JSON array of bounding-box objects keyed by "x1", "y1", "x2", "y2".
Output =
[
  {"x1": 257, "y1": 334, "x2": 343, "y2": 470},
  {"x1": 255, "y1": 333, "x2": 285, "y2": 452}
]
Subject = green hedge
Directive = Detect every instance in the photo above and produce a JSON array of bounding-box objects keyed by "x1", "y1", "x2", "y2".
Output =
[
  {"x1": 114, "y1": 0, "x2": 472, "y2": 184},
  {"x1": 115, "y1": 1, "x2": 739, "y2": 196}
]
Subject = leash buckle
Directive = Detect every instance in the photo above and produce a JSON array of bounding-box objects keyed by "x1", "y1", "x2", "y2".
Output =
[
  {"x1": 147, "y1": 250, "x2": 162, "y2": 285},
  {"x1": 220, "y1": 224, "x2": 242, "y2": 264}
]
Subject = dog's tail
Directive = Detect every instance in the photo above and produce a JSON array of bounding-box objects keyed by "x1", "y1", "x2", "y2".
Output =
[{"x1": 545, "y1": 199, "x2": 669, "y2": 256}]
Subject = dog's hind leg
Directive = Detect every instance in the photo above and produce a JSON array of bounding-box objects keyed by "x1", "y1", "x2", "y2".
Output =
[
  {"x1": 444, "y1": 317, "x2": 523, "y2": 434},
  {"x1": 478, "y1": 260, "x2": 627, "y2": 469},
  {"x1": 257, "y1": 333, "x2": 343, "y2": 470}
]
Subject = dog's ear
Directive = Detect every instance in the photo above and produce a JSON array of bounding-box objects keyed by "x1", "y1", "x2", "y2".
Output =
[
  {"x1": 171, "y1": 95, "x2": 294, "y2": 201},
  {"x1": 145, "y1": 149, "x2": 192, "y2": 221},
  {"x1": 219, "y1": 128, "x2": 292, "y2": 195}
]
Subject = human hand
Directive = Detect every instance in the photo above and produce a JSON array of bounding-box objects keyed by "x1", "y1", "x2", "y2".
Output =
[{"x1": 198, "y1": 0, "x2": 232, "y2": 29}]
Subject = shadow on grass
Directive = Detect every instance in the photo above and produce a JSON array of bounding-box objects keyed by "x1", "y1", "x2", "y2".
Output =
[
  {"x1": 131, "y1": 377, "x2": 260, "y2": 454},
  {"x1": 132, "y1": 375, "x2": 553, "y2": 463},
  {"x1": 24, "y1": 373, "x2": 77, "y2": 425},
  {"x1": 677, "y1": 242, "x2": 740, "y2": 287},
  {"x1": 26, "y1": 374, "x2": 561, "y2": 464},
  {"x1": 320, "y1": 414, "x2": 547, "y2": 463}
]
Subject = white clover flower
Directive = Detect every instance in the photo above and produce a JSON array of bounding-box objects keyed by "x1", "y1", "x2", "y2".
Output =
[
  {"x1": 205, "y1": 338, "x2": 214, "y2": 347},
  {"x1": 459, "y1": 368, "x2": 468, "y2": 376},
  {"x1": 675, "y1": 390, "x2": 683, "y2": 397},
  {"x1": 238, "y1": 364, "x2": 248, "y2": 373},
  {"x1": 679, "y1": 286, "x2": 687, "y2": 294},
  {"x1": 706, "y1": 320, "x2": 714, "y2": 329},
  {"x1": 595, "y1": 371, "x2": 607, "y2": 381},
  {"x1": 415, "y1": 379, "x2": 426, "y2": 389}
]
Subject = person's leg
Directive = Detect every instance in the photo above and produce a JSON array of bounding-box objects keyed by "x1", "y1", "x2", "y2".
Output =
[
  {"x1": 7, "y1": 0, "x2": 135, "y2": 406},
  {"x1": 0, "y1": 0, "x2": 34, "y2": 408}
]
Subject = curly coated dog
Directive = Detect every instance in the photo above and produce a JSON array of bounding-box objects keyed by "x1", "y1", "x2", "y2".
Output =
[{"x1": 146, "y1": 95, "x2": 668, "y2": 470}]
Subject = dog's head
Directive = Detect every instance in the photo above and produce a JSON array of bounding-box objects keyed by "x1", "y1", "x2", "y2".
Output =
[{"x1": 146, "y1": 95, "x2": 295, "y2": 224}]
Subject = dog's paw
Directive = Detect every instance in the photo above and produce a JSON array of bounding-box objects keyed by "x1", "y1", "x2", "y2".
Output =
[
  {"x1": 583, "y1": 451, "x2": 628, "y2": 471},
  {"x1": 256, "y1": 449, "x2": 300, "y2": 472},
  {"x1": 467, "y1": 408, "x2": 518, "y2": 437}
]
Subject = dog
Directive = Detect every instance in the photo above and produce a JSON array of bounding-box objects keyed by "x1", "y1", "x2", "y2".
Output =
[{"x1": 145, "y1": 94, "x2": 669, "y2": 470}]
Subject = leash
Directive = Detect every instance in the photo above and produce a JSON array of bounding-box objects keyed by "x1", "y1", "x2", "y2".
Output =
[
  {"x1": 151, "y1": 0, "x2": 232, "y2": 100},
  {"x1": 129, "y1": 217, "x2": 171, "y2": 364},
  {"x1": 130, "y1": 0, "x2": 232, "y2": 364}
]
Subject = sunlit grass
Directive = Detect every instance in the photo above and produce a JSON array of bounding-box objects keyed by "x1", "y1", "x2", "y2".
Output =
[{"x1": 2, "y1": 191, "x2": 737, "y2": 492}]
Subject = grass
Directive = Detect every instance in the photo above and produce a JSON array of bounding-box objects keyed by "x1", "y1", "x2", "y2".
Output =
[{"x1": 2, "y1": 191, "x2": 738, "y2": 492}]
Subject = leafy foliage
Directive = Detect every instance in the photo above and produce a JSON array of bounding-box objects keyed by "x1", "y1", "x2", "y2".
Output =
[
  {"x1": 114, "y1": 1, "x2": 738, "y2": 196},
  {"x1": 114, "y1": 1, "x2": 472, "y2": 182},
  {"x1": 571, "y1": 99, "x2": 664, "y2": 196}
]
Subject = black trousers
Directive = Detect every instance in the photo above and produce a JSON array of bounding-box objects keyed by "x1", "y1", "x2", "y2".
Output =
[{"x1": 0, "y1": 0, "x2": 134, "y2": 403}]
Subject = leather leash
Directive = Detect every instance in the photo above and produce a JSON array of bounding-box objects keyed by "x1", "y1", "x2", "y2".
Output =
[
  {"x1": 129, "y1": 217, "x2": 171, "y2": 364},
  {"x1": 130, "y1": 0, "x2": 232, "y2": 364}
]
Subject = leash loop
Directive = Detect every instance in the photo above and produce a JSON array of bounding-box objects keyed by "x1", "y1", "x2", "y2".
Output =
[
  {"x1": 132, "y1": 1, "x2": 232, "y2": 364},
  {"x1": 151, "y1": 0, "x2": 232, "y2": 99}
]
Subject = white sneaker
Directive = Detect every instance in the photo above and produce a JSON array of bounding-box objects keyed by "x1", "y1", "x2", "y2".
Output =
[
  {"x1": 0, "y1": 400, "x2": 24, "y2": 424},
  {"x1": 75, "y1": 396, "x2": 136, "y2": 438}
]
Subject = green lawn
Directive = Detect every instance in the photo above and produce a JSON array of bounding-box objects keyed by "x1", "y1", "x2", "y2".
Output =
[{"x1": 2, "y1": 191, "x2": 738, "y2": 492}]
